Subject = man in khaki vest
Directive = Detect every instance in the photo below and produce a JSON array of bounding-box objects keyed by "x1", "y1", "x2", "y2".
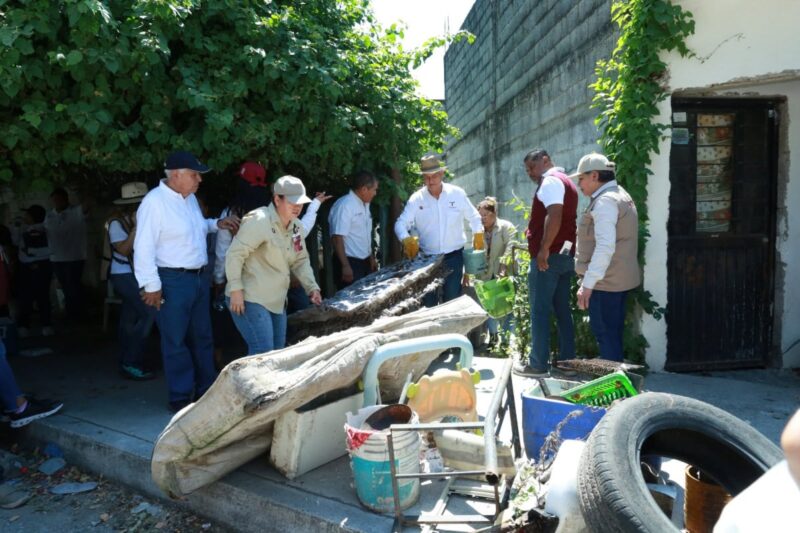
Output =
[{"x1": 571, "y1": 153, "x2": 640, "y2": 362}]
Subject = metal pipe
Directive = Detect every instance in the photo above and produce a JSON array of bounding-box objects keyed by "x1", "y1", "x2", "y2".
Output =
[
  {"x1": 483, "y1": 357, "x2": 513, "y2": 485},
  {"x1": 393, "y1": 470, "x2": 490, "y2": 479},
  {"x1": 386, "y1": 431, "x2": 403, "y2": 525},
  {"x1": 389, "y1": 421, "x2": 483, "y2": 431},
  {"x1": 362, "y1": 333, "x2": 474, "y2": 407}
]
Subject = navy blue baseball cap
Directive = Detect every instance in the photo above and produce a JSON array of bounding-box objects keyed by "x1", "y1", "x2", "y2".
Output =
[{"x1": 164, "y1": 151, "x2": 211, "y2": 173}]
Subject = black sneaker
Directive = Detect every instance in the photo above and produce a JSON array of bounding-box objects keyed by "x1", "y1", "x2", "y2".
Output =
[
  {"x1": 8, "y1": 399, "x2": 63, "y2": 428},
  {"x1": 121, "y1": 365, "x2": 155, "y2": 381},
  {"x1": 512, "y1": 362, "x2": 550, "y2": 377}
]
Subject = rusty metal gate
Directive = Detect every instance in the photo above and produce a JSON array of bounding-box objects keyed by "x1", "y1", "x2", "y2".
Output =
[{"x1": 665, "y1": 98, "x2": 779, "y2": 371}]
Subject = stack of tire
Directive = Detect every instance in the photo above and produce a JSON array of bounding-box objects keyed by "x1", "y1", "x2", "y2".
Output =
[{"x1": 577, "y1": 393, "x2": 783, "y2": 532}]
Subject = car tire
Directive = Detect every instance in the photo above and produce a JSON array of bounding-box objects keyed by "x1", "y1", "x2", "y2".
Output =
[{"x1": 577, "y1": 392, "x2": 783, "y2": 533}]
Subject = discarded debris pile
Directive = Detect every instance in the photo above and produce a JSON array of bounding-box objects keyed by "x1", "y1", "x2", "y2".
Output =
[
  {"x1": 286, "y1": 254, "x2": 446, "y2": 344},
  {"x1": 505, "y1": 390, "x2": 784, "y2": 532},
  {"x1": 151, "y1": 296, "x2": 487, "y2": 497}
]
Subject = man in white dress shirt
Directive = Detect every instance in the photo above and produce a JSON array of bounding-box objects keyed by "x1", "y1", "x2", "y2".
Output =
[
  {"x1": 134, "y1": 151, "x2": 240, "y2": 412},
  {"x1": 394, "y1": 153, "x2": 483, "y2": 306},
  {"x1": 328, "y1": 170, "x2": 378, "y2": 289}
]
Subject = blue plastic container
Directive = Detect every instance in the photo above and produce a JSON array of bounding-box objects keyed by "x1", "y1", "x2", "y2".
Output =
[{"x1": 521, "y1": 378, "x2": 607, "y2": 461}]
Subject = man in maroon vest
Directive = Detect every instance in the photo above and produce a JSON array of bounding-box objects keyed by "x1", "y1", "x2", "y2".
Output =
[{"x1": 515, "y1": 149, "x2": 578, "y2": 376}]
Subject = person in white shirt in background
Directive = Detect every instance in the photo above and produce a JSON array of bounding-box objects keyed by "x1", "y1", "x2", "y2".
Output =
[
  {"x1": 105, "y1": 182, "x2": 156, "y2": 381},
  {"x1": 211, "y1": 162, "x2": 271, "y2": 365},
  {"x1": 13, "y1": 205, "x2": 54, "y2": 337},
  {"x1": 134, "y1": 151, "x2": 240, "y2": 412},
  {"x1": 394, "y1": 153, "x2": 483, "y2": 307},
  {"x1": 44, "y1": 187, "x2": 89, "y2": 322},
  {"x1": 328, "y1": 170, "x2": 378, "y2": 290},
  {"x1": 286, "y1": 189, "x2": 331, "y2": 313},
  {"x1": 212, "y1": 162, "x2": 331, "y2": 316}
]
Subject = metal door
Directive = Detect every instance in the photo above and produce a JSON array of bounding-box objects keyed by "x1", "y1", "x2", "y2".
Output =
[{"x1": 666, "y1": 99, "x2": 778, "y2": 371}]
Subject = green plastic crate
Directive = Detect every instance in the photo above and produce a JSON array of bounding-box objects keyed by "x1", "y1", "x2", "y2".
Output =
[
  {"x1": 559, "y1": 371, "x2": 638, "y2": 407},
  {"x1": 474, "y1": 278, "x2": 515, "y2": 318}
]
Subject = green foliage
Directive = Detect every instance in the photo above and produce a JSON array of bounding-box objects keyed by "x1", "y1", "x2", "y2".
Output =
[
  {"x1": 590, "y1": 0, "x2": 694, "y2": 361},
  {"x1": 0, "y1": 0, "x2": 465, "y2": 198}
]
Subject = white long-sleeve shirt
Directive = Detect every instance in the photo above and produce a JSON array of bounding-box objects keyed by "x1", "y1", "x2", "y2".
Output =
[
  {"x1": 134, "y1": 180, "x2": 218, "y2": 292},
  {"x1": 394, "y1": 183, "x2": 482, "y2": 255},
  {"x1": 213, "y1": 198, "x2": 321, "y2": 284},
  {"x1": 299, "y1": 198, "x2": 321, "y2": 238},
  {"x1": 581, "y1": 180, "x2": 619, "y2": 290}
]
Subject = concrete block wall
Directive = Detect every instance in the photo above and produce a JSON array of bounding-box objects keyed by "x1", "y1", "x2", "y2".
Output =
[{"x1": 444, "y1": 0, "x2": 617, "y2": 227}]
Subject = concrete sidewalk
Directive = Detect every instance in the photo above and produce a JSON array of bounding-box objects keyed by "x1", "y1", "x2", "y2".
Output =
[{"x1": 7, "y1": 328, "x2": 800, "y2": 532}]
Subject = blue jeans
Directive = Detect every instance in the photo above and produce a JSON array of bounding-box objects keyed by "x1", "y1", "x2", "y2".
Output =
[
  {"x1": 110, "y1": 273, "x2": 156, "y2": 369},
  {"x1": 487, "y1": 314, "x2": 513, "y2": 335},
  {"x1": 227, "y1": 298, "x2": 287, "y2": 355},
  {"x1": 424, "y1": 250, "x2": 464, "y2": 307},
  {"x1": 528, "y1": 253, "x2": 575, "y2": 370},
  {"x1": 156, "y1": 268, "x2": 218, "y2": 403},
  {"x1": 286, "y1": 287, "x2": 311, "y2": 315},
  {"x1": 0, "y1": 339, "x2": 22, "y2": 411},
  {"x1": 588, "y1": 289, "x2": 628, "y2": 362}
]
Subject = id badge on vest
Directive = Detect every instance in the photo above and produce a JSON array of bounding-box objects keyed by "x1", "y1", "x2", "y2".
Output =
[{"x1": 292, "y1": 226, "x2": 303, "y2": 253}]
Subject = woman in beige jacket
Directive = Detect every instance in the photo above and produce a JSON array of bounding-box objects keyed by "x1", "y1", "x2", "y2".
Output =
[
  {"x1": 476, "y1": 197, "x2": 517, "y2": 345},
  {"x1": 225, "y1": 176, "x2": 322, "y2": 355}
]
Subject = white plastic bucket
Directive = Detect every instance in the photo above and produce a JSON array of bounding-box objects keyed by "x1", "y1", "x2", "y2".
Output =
[{"x1": 345, "y1": 405, "x2": 421, "y2": 513}]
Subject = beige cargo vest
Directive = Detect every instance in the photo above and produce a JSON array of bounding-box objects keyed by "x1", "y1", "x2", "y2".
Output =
[{"x1": 575, "y1": 183, "x2": 641, "y2": 292}]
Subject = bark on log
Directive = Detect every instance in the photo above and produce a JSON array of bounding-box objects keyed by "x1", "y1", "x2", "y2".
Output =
[{"x1": 286, "y1": 255, "x2": 446, "y2": 344}]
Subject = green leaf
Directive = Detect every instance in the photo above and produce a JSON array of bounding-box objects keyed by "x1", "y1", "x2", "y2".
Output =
[
  {"x1": 103, "y1": 56, "x2": 119, "y2": 73},
  {"x1": 23, "y1": 112, "x2": 42, "y2": 128},
  {"x1": 66, "y1": 50, "x2": 84, "y2": 66},
  {"x1": 0, "y1": 28, "x2": 17, "y2": 47}
]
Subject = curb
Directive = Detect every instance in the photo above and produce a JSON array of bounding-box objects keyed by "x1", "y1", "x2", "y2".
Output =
[{"x1": 21, "y1": 415, "x2": 393, "y2": 532}]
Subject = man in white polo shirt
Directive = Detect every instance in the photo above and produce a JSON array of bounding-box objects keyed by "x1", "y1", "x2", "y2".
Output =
[
  {"x1": 328, "y1": 170, "x2": 378, "y2": 290},
  {"x1": 394, "y1": 153, "x2": 483, "y2": 306},
  {"x1": 134, "y1": 151, "x2": 240, "y2": 412}
]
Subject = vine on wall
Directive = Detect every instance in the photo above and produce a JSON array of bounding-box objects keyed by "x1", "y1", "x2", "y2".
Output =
[{"x1": 590, "y1": 0, "x2": 695, "y2": 361}]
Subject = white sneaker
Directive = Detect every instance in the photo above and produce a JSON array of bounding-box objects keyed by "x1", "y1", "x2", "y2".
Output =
[
  {"x1": 18, "y1": 327, "x2": 31, "y2": 338},
  {"x1": 41, "y1": 326, "x2": 55, "y2": 337}
]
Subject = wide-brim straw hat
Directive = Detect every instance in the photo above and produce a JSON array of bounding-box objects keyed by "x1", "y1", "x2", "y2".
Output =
[
  {"x1": 419, "y1": 153, "x2": 447, "y2": 175},
  {"x1": 114, "y1": 182, "x2": 148, "y2": 205}
]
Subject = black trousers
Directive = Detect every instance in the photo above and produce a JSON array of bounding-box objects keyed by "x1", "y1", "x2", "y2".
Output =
[
  {"x1": 332, "y1": 256, "x2": 372, "y2": 290},
  {"x1": 17, "y1": 260, "x2": 52, "y2": 327}
]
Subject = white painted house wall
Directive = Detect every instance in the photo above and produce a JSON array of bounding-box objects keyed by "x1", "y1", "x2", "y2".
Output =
[{"x1": 643, "y1": 0, "x2": 800, "y2": 370}]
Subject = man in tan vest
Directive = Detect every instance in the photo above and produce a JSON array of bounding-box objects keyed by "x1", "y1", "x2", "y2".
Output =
[{"x1": 571, "y1": 153, "x2": 640, "y2": 362}]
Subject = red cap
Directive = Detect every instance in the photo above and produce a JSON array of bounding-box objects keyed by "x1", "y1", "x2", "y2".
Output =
[{"x1": 238, "y1": 162, "x2": 267, "y2": 187}]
